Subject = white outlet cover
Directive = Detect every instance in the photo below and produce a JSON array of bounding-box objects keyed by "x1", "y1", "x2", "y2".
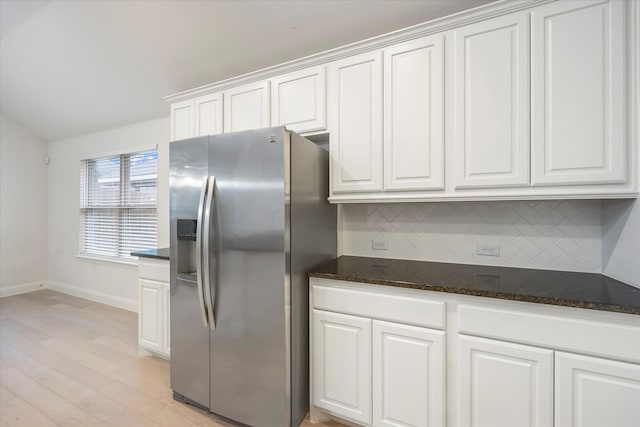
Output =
[
  {"x1": 477, "y1": 243, "x2": 500, "y2": 257},
  {"x1": 372, "y1": 239, "x2": 388, "y2": 250}
]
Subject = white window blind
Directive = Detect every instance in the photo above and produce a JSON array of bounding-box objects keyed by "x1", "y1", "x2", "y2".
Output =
[{"x1": 79, "y1": 149, "x2": 157, "y2": 260}]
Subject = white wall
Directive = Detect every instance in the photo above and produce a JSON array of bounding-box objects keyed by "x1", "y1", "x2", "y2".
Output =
[
  {"x1": 602, "y1": 199, "x2": 640, "y2": 287},
  {"x1": 0, "y1": 114, "x2": 49, "y2": 295},
  {"x1": 601, "y1": 19, "x2": 640, "y2": 289},
  {"x1": 340, "y1": 200, "x2": 602, "y2": 273},
  {"x1": 47, "y1": 117, "x2": 169, "y2": 310}
]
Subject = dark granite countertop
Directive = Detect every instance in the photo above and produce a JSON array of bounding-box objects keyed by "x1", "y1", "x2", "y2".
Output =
[
  {"x1": 130, "y1": 248, "x2": 170, "y2": 261},
  {"x1": 309, "y1": 256, "x2": 640, "y2": 315}
]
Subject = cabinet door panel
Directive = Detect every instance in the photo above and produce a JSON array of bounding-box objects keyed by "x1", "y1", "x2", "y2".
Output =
[
  {"x1": 224, "y1": 81, "x2": 270, "y2": 132},
  {"x1": 171, "y1": 100, "x2": 193, "y2": 141},
  {"x1": 139, "y1": 279, "x2": 163, "y2": 353},
  {"x1": 531, "y1": 0, "x2": 626, "y2": 186},
  {"x1": 195, "y1": 93, "x2": 223, "y2": 137},
  {"x1": 384, "y1": 35, "x2": 444, "y2": 191},
  {"x1": 373, "y1": 320, "x2": 445, "y2": 427},
  {"x1": 328, "y1": 51, "x2": 383, "y2": 194},
  {"x1": 556, "y1": 352, "x2": 640, "y2": 427},
  {"x1": 272, "y1": 66, "x2": 325, "y2": 133},
  {"x1": 313, "y1": 309, "x2": 371, "y2": 425},
  {"x1": 163, "y1": 283, "x2": 170, "y2": 356},
  {"x1": 453, "y1": 13, "x2": 530, "y2": 189},
  {"x1": 459, "y1": 335, "x2": 553, "y2": 427}
]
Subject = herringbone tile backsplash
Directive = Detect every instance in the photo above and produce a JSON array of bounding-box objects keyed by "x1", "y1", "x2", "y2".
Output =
[{"x1": 340, "y1": 200, "x2": 602, "y2": 273}]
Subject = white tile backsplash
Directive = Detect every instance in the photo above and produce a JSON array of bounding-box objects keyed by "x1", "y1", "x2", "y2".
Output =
[{"x1": 340, "y1": 200, "x2": 602, "y2": 273}]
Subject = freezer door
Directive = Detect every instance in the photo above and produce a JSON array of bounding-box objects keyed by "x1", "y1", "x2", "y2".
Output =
[
  {"x1": 208, "y1": 128, "x2": 289, "y2": 426},
  {"x1": 169, "y1": 136, "x2": 210, "y2": 408}
]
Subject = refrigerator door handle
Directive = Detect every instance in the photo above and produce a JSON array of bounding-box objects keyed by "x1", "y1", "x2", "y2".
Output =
[
  {"x1": 203, "y1": 175, "x2": 216, "y2": 330},
  {"x1": 195, "y1": 176, "x2": 209, "y2": 328}
]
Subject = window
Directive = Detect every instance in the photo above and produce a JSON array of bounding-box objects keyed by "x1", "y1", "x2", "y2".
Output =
[{"x1": 79, "y1": 149, "x2": 158, "y2": 260}]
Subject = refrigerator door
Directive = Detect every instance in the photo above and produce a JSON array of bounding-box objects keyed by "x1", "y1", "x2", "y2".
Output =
[
  {"x1": 170, "y1": 136, "x2": 211, "y2": 408},
  {"x1": 208, "y1": 128, "x2": 290, "y2": 426}
]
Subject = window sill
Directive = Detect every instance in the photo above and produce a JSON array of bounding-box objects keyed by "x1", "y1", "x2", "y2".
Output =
[{"x1": 75, "y1": 254, "x2": 138, "y2": 267}]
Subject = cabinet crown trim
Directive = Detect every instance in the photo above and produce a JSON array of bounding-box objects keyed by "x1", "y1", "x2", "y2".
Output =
[{"x1": 164, "y1": 0, "x2": 554, "y2": 103}]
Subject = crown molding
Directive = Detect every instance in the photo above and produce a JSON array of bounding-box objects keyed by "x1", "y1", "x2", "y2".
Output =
[{"x1": 165, "y1": 0, "x2": 554, "y2": 103}]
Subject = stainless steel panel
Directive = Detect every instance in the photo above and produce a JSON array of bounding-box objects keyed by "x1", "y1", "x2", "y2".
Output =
[
  {"x1": 289, "y1": 131, "x2": 337, "y2": 426},
  {"x1": 170, "y1": 136, "x2": 210, "y2": 408},
  {"x1": 209, "y1": 128, "x2": 289, "y2": 426}
]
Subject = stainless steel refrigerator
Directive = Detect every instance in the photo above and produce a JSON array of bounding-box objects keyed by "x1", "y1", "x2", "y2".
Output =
[{"x1": 169, "y1": 127, "x2": 336, "y2": 426}]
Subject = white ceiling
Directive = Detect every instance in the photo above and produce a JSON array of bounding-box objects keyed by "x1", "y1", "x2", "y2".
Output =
[{"x1": 0, "y1": 0, "x2": 494, "y2": 142}]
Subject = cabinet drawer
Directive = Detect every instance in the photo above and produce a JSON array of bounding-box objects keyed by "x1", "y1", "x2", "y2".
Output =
[
  {"x1": 138, "y1": 258, "x2": 170, "y2": 282},
  {"x1": 311, "y1": 279, "x2": 445, "y2": 329},
  {"x1": 458, "y1": 305, "x2": 640, "y2": 363}
]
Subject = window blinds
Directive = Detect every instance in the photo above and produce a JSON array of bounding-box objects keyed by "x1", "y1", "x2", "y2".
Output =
[{"x1": 79, "y1": 150, "x2": 158, "y2": 259}]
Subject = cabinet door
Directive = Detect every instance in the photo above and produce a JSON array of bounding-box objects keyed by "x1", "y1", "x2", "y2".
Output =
[
  {"x1": 373, "y1": 320, "x2": 445, "y2": 427},
  {"x1": 223, "y1": 81, "x2": 270, "y2": 132},
  {"x1": 139, "y1": 279, "x2": 163, "y2": 353},
  {"x1": 531, "y1": 0, "x2": 626, "y2": 186},
  {"x1": 556, "y1": 352, "x2": 640, "y2": 427},
  {"x1": 384, "y1": 35, "x2": 444, "y2": 192},
  {"x1": 328, "y1": 51, "x2": 383, "y2": 194},
  {"x1": 194, "y1": 92, "x2": 223, "y2": 137},
  {"x1": 272, "y1": 66, "x2": 326, "y2": 133},
  {"x1": 452, "y1": 13, "x2": 530, "y2": 189},
  {"x1": 312, "y1": 309, "x2": 371, "y2": 425},
  {"x1": 458, "y1": 335, "x2": 553, "y2": 427},
  {"x1": 162, "y1": 282, "x2": 170, "y2": 356},
  {"x1": 171, "y1": 100, "x2": 193, "y2": 141}
]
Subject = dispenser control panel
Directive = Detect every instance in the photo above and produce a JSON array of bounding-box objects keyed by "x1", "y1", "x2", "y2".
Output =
[{"x1": 177, "y1": 219, "x2": 197, "y2": 241}]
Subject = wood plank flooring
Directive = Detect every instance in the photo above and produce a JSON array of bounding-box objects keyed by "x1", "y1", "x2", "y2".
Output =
[{"x1": 0, "y1": 290, "x2": 341, "y2": 427}]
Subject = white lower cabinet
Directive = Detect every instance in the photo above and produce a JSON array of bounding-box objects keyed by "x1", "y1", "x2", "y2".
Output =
[
  {"x1": 458, "y1": 335, "x2": 553, "y2": 427},
  {"x1": 138, "y1": 258, "x2": 170, "y2": 359},
  {"x1": 139, "y1": 279, "x2": 170, "y2": 359},
  {"x1": 139, "y1": 279, "x2": 163, "y2": 353},
  {"x1": 313, "y1": 310, "x2": 372, "y2": 425},
  {"x1": 162, "y1": 282, "x2": 170, "y2": 356},
  {"x1": 311, "y1": 280, "x2": 446, "y2": 427},
  {"x1": 312, "y1": 310, "x2": 445, "y2": 427},
  {"x1": 373, "y1": 321, "x2": 445, "y2": 427},
  {"x1": 555, "y1": 352, "x2": 640, "y2": 427},
  {"x1": 310, "y1": 277, "x2": 640, "y2": 427}
]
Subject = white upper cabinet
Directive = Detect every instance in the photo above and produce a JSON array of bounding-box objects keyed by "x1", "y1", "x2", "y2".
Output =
[
  {"x1": 224, "y1": 81, "x2": 271, "y2": 132},
  {"x1": 166, "y1": 0, "x2": 637, "y2": 202},
  {"x1": 170, "y1": 93, "x2": 223, "y2": 141},
  {"x1": 384, "y1": 35, "x2": 444, "y2": 192},
  {"x1": 170, "y1": 100, "x2": 193, "y2": 141},
  {"x1": 194, "y1": 93, "x2": 223, "y2": 137},
  {"x1": 555, "y1": 352, "x2": 640, "y2": 427},
  {"x1": 531, "y1": 0, "x2": 626, "y2": 186},
  {"x1": 328, "y1": 51, "x2": 383, "y2": 194},
  {"x1": 271, "y1": 66, "x2": 326, "y2": 133},
  {"x1": 452, "y1": 13, "x2": 530, "y2": 189}
]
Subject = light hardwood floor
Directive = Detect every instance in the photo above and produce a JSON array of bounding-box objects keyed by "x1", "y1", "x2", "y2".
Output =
[{"x1": 0, "y1": 290, "x2": 341, "y2": 427}]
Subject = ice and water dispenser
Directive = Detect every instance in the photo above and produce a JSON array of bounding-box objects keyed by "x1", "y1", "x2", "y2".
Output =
[{"x1": 176, "y1": 219, "x2": 197, "y2": 281}]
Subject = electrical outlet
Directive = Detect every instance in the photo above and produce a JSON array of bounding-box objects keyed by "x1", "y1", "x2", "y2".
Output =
[
  {"x1": 477, "y1": 243, "x2": 500, "y2": 257},
  {"x1": 372, "y1": 239, "x2": 388, "y2": 250}
]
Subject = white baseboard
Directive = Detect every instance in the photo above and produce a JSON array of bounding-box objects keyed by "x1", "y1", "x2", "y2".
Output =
[
  {"x1": 46, "y1": 280, "x2": 138, "y2": 313},
  {"x1": 0, "y1": 281, "x2": 48, "y2": 298}
]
